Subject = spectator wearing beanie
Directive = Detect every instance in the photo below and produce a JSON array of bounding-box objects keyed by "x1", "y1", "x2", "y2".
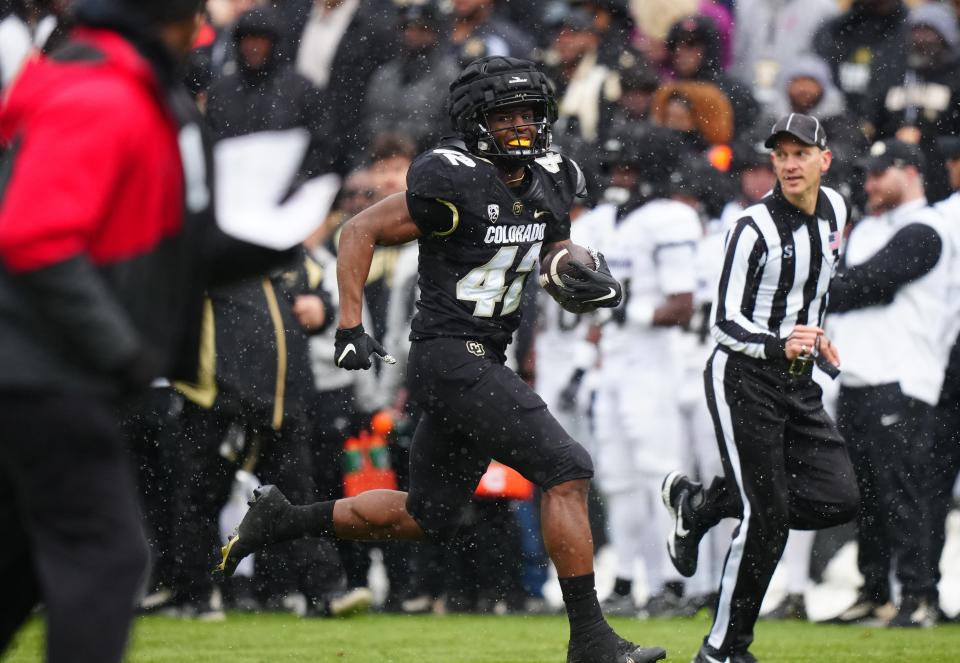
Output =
[
  {"x1": 600, "y1": 60, "x2": 661, "y2": 144},
  {"x1": 630, "y1": 0, "x2": 732, "y2": 70}
]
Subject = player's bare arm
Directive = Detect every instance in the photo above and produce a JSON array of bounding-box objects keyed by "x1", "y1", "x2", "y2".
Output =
[
  {"x1": 540, "y1": 238, "x2": 572, "y2": 260},
  {"x1": 653, "y1": 293, "x2": 694, "y2": 327},
  {"x1": 336, "y1": 192, "x2": 422, "y2": 329},
  {"x1": 334, "y1": 193, "x2": 420, "y2": 369}
]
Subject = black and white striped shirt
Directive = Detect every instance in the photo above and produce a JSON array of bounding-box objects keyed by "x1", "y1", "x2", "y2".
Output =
[{"x1": 711, "y1": 185, "x2": 849, "y2": 359}]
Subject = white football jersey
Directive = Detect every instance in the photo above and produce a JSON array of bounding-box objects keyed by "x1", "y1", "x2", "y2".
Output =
[
  {"x1": 589, "y1": 199, "x2": 702, "y2": 360},
  {"x1": 535, "y1": 211, "x2": 600, "y2": 444}
]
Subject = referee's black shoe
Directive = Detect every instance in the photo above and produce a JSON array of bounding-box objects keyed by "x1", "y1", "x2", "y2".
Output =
[
  {"x1": 215, "y1": 485, "x2": 291, "y2": 577},
  {"x1": 662, "y1": 471, "x2": 707, "y2": 578},
  {"x1": 566, "y1": 631, "x2": 666, "y2": 663}
]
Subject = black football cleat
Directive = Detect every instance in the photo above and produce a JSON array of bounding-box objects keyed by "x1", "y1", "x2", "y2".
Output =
[
  {"x1": 692, "y1": 644, "x2": 759, "y2": 663},
  {"x1": 662, "y1": 471, "x2": 708, "y2": 578},
  {"x1": 600, "y1": 592, "x2": 638, "y2": 617},
  {"x1": 823, "y1": 590, "x2": 894, "y2": 625},
  {"x1": 215, "y1": 485, "x2": 291, "y2": 577},
  {"x1": 567, "y1": 631, "x2": 666, "y2": 663},
  {"x1": 762, "y1": 592, "x2": 807, "y2": 621},
  {"x1": 888, "y1": 596, "x2": 938, "y2": 628}
]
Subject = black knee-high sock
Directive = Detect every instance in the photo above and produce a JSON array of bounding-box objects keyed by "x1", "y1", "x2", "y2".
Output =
[
  {"x1": 275, "y1": 500, "x2": 337, "y2": 541},
  {"x1": 559, "y1": 573, "x2": 609, "y2": 636}
]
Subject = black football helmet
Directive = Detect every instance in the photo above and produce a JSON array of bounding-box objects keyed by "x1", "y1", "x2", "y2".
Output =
[{"x1": 448, "y1": 56, "x2": 558, "y2": 164}]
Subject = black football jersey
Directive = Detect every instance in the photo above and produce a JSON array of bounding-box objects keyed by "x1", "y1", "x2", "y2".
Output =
[{"x1": 405, "y1": 138, "x2": 586, "y2": 351}]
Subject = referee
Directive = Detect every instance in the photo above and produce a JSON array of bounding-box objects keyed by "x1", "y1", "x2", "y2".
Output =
[{"x1": 661, "y1": 113, "x2": 860, "y2": 663}]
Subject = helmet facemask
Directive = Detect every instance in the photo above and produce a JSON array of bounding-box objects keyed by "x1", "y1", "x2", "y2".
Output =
[{"x1": 472, "y1": 100, "x2": 553, "y2": 164}]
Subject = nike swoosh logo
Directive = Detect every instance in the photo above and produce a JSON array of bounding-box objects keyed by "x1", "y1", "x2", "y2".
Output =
[
  {"x1": 533, "y1": 210, "x2": 550, "y2": 219},
  {"x1": 704, "y1": 655, "x2": 728, "y2": 663},
  {"x1": 585, "y1": 288, "x2": 617, "y2": 303},
  {"x1": 676, "y1": 500, "x2": 690, "y2": 538},
  {"x1": 880, "y1": 414, "x2": 901, "y2": 427},
  {"x1": 337, "y1": 343, "x2": 357, "y2": 366}
]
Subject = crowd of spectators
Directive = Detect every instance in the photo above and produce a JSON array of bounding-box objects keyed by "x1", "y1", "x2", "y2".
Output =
[{"x1": 2, "y1": 0, "x2": 960, "y2": 624}]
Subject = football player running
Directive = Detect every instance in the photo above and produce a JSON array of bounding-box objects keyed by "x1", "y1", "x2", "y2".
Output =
[{"x1": 217, "y1": 56, "x2": 666, "y2": 663}]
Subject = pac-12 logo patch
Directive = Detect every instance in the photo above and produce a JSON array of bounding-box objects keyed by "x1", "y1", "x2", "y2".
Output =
[
  {"x1": 466, "y1": 341, "x2": 485, "y2": 357},
  {"x1": 487, "y1": 204, "x2": 500, "y2": 224}
]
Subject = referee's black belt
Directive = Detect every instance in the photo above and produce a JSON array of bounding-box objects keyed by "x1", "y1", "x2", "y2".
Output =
[{"x1": 715, "y1": 345, "x2": 823, "y2": 380}]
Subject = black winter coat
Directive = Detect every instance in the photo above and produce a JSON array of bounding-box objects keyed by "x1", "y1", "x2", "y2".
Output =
[{"x1": 812, "y1": 2, "x2": 909, "y2": 119}]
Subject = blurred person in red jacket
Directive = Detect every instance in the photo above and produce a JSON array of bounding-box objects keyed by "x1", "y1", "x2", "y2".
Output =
[{"x1": 0, "y1": 0, "x2": 302, "y2": 660}]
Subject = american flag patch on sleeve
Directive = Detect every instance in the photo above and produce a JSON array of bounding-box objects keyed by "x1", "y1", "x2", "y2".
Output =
[{"x1": 828, "y1": 231, "x2": 841, "y2": 251}]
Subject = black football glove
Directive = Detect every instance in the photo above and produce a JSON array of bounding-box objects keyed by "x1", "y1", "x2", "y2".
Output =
[
  {"x1": 334, "y1": 324, "x2": 396, "y2": 370},
  {"x1": 557, "y1": 252, "x2": 622, "y2": 313}
]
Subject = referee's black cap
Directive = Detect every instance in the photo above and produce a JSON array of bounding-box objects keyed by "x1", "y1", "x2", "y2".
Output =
[
  {"x1": 856, "y1": 139, "x2": 926, "y2": 174},
  {"x1": 764, "y1": 113, "x2": 828, "y2": 150}
]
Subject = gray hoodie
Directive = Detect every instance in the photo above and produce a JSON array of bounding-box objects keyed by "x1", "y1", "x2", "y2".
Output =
[{"x1": 768, "y1": 54, "x2": 847, "y2": 121}]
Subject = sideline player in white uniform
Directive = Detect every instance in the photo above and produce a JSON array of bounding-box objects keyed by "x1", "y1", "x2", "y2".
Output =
[
  {"x1": 535, "y1": 215, "x2": 598, "y2": 448},
  {"x1": 588, "y1": 132, "x2": 702, "y2": 616}
]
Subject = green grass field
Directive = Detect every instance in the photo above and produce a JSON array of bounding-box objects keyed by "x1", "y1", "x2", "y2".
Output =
[{"x1": 4, "y1": 613, "x2": 960, "y2": 662}]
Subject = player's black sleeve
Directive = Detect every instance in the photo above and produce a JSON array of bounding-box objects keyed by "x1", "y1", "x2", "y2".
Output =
[
  {"x1": 829, "y1": 223, "x2": 943, "y2": 313},
  {"x1": 406, "y1": 192, "x2": 459, "y2": 237},
  {"x1": 569, "y1": 157, "x2": 588, "y2": 199},
  {"x1": 405, "y1": 153, "x2": 462, "y2": 236},
  {"x1": 544, "y1": 214, "x2": 572, "y2": 245},
  {"x1": 543, "y1": 156, "x2": 585, "y2": 245}
]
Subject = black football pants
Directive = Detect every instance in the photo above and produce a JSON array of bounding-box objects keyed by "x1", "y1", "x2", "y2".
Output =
[
  {"x1": 837, "y1": 383, "x2": 937, "y2": 603},
  {"x1": 0, "y1": 392, "x2": 148, "y2": 663},
  {"x1": 404, "y1": 338, "x2": 594, "y2": 542},
  {"x1": 930, "y1": 370, "x2": 960, "y2": 605},
  {"x1": 702, "y1": 349, "x2": 859, "y2": 656}
]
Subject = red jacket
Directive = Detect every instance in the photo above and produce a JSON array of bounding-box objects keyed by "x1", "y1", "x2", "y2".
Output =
[
  {"x1": 0, "y1": 27, "x2": 285, "y2": 393},
  {"x1": 0, "y1": 28, "x2": 183, "y2": 274}
]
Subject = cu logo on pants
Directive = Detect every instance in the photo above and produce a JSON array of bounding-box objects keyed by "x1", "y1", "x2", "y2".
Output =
[{"x1": 466, "y1": 341, "x2": 485, "y2": 357}]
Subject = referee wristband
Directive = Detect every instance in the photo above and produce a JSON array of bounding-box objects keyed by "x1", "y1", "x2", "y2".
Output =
[{"x1": 764, "y1": 336, "x2": 787, "y2": 360}]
